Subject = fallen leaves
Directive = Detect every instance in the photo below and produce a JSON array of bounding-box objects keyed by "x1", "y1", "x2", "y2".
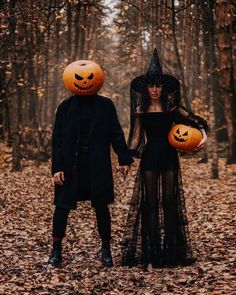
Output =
[{"x1": 0, "y1": 156, "x2": 235, "y2": 294}]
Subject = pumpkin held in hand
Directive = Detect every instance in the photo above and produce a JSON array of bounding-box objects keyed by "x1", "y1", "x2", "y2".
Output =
[
  {"x1": 63, "y1": 60, "x2": 104, "y2": 95},
  {"x1": 168, "y1": 124, "x2": 202, "y2": 151}
]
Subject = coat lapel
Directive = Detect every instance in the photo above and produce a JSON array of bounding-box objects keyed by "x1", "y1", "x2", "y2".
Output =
[
  {"x1": 89, "y1": 95, "x2": 101, "y2": 136},
  {"x1": 68, "y1": 95, "x2": 101, "y2": 139},
  {"x1": 69, "y1": 95, "x2": 80, "y2": 138}
]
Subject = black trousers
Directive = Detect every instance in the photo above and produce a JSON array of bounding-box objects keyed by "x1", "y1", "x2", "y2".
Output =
[
  {"x1": 52, "y1": 203, "x2": 111, "y2": 241},
  {"x1": 52, "y1": 149, "x2": 111, "y2": 241}
]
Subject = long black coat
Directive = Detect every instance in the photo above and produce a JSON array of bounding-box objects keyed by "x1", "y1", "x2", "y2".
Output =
[{"x1": 52, "y1": 94, "x2": 133, "y2": 209}]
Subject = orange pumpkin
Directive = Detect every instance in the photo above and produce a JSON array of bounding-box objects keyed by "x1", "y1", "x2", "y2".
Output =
[
  {"x1": 63, "y1": 60, "x2": 104, "y2": 95},
  {"x1": 168, "y1": 124, "x2": 202, "y2": 151}
]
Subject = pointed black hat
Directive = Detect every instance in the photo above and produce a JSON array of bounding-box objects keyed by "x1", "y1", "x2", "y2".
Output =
[
  {"x1": 147, "y1": 48, "x2": 163, "y2": 75},
  {"x1": 131, "y1": 48, "x2": 180, "y2": 93}
]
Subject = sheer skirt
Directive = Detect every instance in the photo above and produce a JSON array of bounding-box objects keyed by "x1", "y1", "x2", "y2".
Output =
[{"x1": 122, "y1": 161, "x2": 193, "y2": 268}]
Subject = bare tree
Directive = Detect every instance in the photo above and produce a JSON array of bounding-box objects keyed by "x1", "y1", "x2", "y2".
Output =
[{"x1": 216, "y1": 0, "x2": 236, "y2": 164}]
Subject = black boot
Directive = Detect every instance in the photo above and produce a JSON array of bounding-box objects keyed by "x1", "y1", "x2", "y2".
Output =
[
  {"x1": 48, "y1": 241, "x2": 62, "y2": 267},
  {"x1": 101, "y1": 240, "x2": 113, "y2": 267}
]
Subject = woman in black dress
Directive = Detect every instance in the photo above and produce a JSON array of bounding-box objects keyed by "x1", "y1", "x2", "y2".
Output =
[{"x1": 122, "y1": 49, "x2": 208, "y2": 269}]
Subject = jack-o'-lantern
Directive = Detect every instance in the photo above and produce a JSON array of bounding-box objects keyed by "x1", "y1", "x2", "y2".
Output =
[
  {"x1": 168, "y1": 124, "x2": 202, "y2": 151},
  {"x1": 63, "y1": 60, "x2": 104, "y2": 95}
]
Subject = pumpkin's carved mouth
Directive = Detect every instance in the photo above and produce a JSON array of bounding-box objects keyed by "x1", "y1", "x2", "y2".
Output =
[
  {"x1": 174, "y1": 135, "x2": 188, "y2": 142},
  {"x1": 74, "y1": 83, "x2": 93, "y2": 90}
]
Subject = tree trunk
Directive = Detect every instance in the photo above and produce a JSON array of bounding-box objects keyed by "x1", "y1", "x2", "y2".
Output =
[
  {"x1": 43, "y1": 29, "x2": 49, "y2": 126},
  {"x1": 73, "y1": 2, "x2": 81, "y2": 60},
  {"x1": 201, "y1": 0, "x2": 219, "y2": 178},
  {"x1": 78, "y1": 4, "x2": 86, "y2": 59},
  {"x1": 216, "y1": 1, "x2": 236, "y2": 164},
  {"x1": 67, "y1": 1, "x2": 72, "y2": 60},
  {"x1": 0, "y1": 68, "x2": 6, "y2": 140},
  {"x1": 25, "y1": 24, "x2": 39, "y2": 127},
  {"x1": 9, "y1": 0, "x2": 22, "y2": 171},
  {"x1": 138, "y1": 0, "x2": 143, "y2": 73},
  {"x1": 51, "y1": 17, "x2": 60, "y2": 122},
  {"x1": 171, "y1": 0, "x2": 192, "y2": 111}
]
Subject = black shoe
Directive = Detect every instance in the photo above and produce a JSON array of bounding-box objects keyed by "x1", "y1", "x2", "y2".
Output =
[
  {"x1": 180, "y1": 257, "x2": 197, "y2": 266},
  {"x1": 101, "y1": 243, "x2": 113, "y2": 267},
  {"x1": 141, "y1": 256, "x2": 149, "y2": 271},
  {"x1": 48, "y1": 241, "x2": 62, "y2": 267}
]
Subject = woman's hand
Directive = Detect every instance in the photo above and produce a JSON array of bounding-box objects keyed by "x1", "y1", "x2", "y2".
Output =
[
  {"x1": 53, "y1": 171, "x2": 65, "y2": 185},
  {"x1": 194, "y1": 129, "x2": 207, "y2": 151}
]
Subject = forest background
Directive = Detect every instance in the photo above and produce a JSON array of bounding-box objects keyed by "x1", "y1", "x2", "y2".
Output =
[
  {"x1": 0, "y1": 0, "x2": 235, "y2": 177},
  {"x1": 0, "y1": 1, "x2": 236, "y2": 294}
]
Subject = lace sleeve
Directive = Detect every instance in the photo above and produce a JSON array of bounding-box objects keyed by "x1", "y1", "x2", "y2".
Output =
[
  {"x1": 171, "y1": 105, "x2": 208, "y2": 132},
  {"x1": 127, "y1": 113, "x2": 145, "y2": 158},
  {"x1": 127, "y1": 81, "x2": 145, "y2": 159}
]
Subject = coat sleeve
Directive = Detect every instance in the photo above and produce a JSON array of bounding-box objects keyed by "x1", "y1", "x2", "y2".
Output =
[
  {"x1": 109, "y1": 100, "x2": 134, "y2": 166},
  {"x1": 171, "y1": 105, "x2": 208, "y2": 133},
  {"x1": 51, "y1": 103, "x2": 65, "y2": 175}
]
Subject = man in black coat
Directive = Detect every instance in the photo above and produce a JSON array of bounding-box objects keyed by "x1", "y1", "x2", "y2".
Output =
[{"x1": 48, "y1": 93, "x2": 133, "y2": 267}]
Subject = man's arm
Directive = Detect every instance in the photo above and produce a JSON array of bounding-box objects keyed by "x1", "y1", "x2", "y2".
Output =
[
  {"x1": 52, "y1": 103, "x2": 65, "y2": 176},
  {"x1": 109, "y1": 100, "x2": 134, "y2": 167}
]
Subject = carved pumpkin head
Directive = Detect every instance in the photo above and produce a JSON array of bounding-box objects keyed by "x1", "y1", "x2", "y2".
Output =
[
  {"x1": 168, "y1": 124, "x2": 202, "y2": 151},
  {"x1": 63, "y1": 60, "x2": 104, "y2": 95}
]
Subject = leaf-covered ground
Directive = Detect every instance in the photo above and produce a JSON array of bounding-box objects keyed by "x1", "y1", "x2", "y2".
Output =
[{"x1": 0, "y1": 156, "x2": 235, "y2": 295}]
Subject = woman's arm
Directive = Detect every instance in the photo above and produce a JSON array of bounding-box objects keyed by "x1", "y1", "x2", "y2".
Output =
[
  {"x1": 128, "y1": 109, "x2": 145, "y2": 158},
  {"x1": 171, "y1": 105, "x2": 208, "y2": 131},
  {"x1": 171, "y1": 105, "x2": 208, "y2": 150}
]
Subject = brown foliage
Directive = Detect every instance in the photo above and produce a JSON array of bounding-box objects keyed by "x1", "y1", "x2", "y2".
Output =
[
  {"x1": 20, "y1": 127, "x2": 51, "y2": 161},
  {"x1": 0, "y1": 154, "x2": 235, "y2": 294}
]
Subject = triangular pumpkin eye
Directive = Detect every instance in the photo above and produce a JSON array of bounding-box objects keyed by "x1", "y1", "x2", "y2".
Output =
[
  {"x1": 183, "y1": 131, "x2": 188, "y2": 136},
  {"x1": 75, "y1": 74, "x2": 83, "y2": 80},
  {"x1": 87, "y1": 73, "x2": 94, "y2": 80},
  {"x1": 176, "y1": 129, "x2": 180, "y2": 134}
]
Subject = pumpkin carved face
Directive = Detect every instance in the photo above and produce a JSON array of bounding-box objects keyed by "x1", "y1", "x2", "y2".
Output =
[
  {"x1": 168, "y1": 124, "x2": 202, "y2": 151},
  {"x1": 63, "y1": 60, "x2": 104, "y2": 95}
]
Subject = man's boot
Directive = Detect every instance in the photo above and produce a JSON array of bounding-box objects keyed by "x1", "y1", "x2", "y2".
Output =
[
  {"x1": 101, "y1": 240, "x2": 113, "y2": 267},
  {"x1": 48, "y1": 240, "x2": 62, "y2": 267}
]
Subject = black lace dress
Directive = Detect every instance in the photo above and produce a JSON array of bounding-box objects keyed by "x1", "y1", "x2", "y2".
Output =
[{"x1": 122, "y1": 106, "x2": 207, "y2": 268}]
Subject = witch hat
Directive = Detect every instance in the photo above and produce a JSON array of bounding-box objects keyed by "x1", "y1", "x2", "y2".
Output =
[
  {"x1": 147, "y1": 48, "x2": 163, "y2": 75},
  {"x1": 144, "y1": 48, "x2": 164, "y2": 85},
  {"x1": 131, "y1": 48, "x2": 179, "y2": 93}
]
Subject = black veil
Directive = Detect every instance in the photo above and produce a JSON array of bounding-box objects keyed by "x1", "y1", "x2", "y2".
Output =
[
  {"x1": 122, "y1": 49, "x2": 208, "y2": 268},
  {"x1": 127, "y1": 73, "x2": 181, "y2": 158}
]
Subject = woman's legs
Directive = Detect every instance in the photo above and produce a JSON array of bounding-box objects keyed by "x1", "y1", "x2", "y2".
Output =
[
  {"x1": 161, "y1": 169, "x2": 186, "y2": 265},
  {"x1": 142, "y1": 170, "x2": 162, "y2": 266},
  {"x1": 142, "y1": 169, "x2": 187, "y2": 266}
]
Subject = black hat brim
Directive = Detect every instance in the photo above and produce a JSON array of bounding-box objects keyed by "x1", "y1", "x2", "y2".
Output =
[{"x1": 131, "y1": 74, "x2": 180, "y2": 94}]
